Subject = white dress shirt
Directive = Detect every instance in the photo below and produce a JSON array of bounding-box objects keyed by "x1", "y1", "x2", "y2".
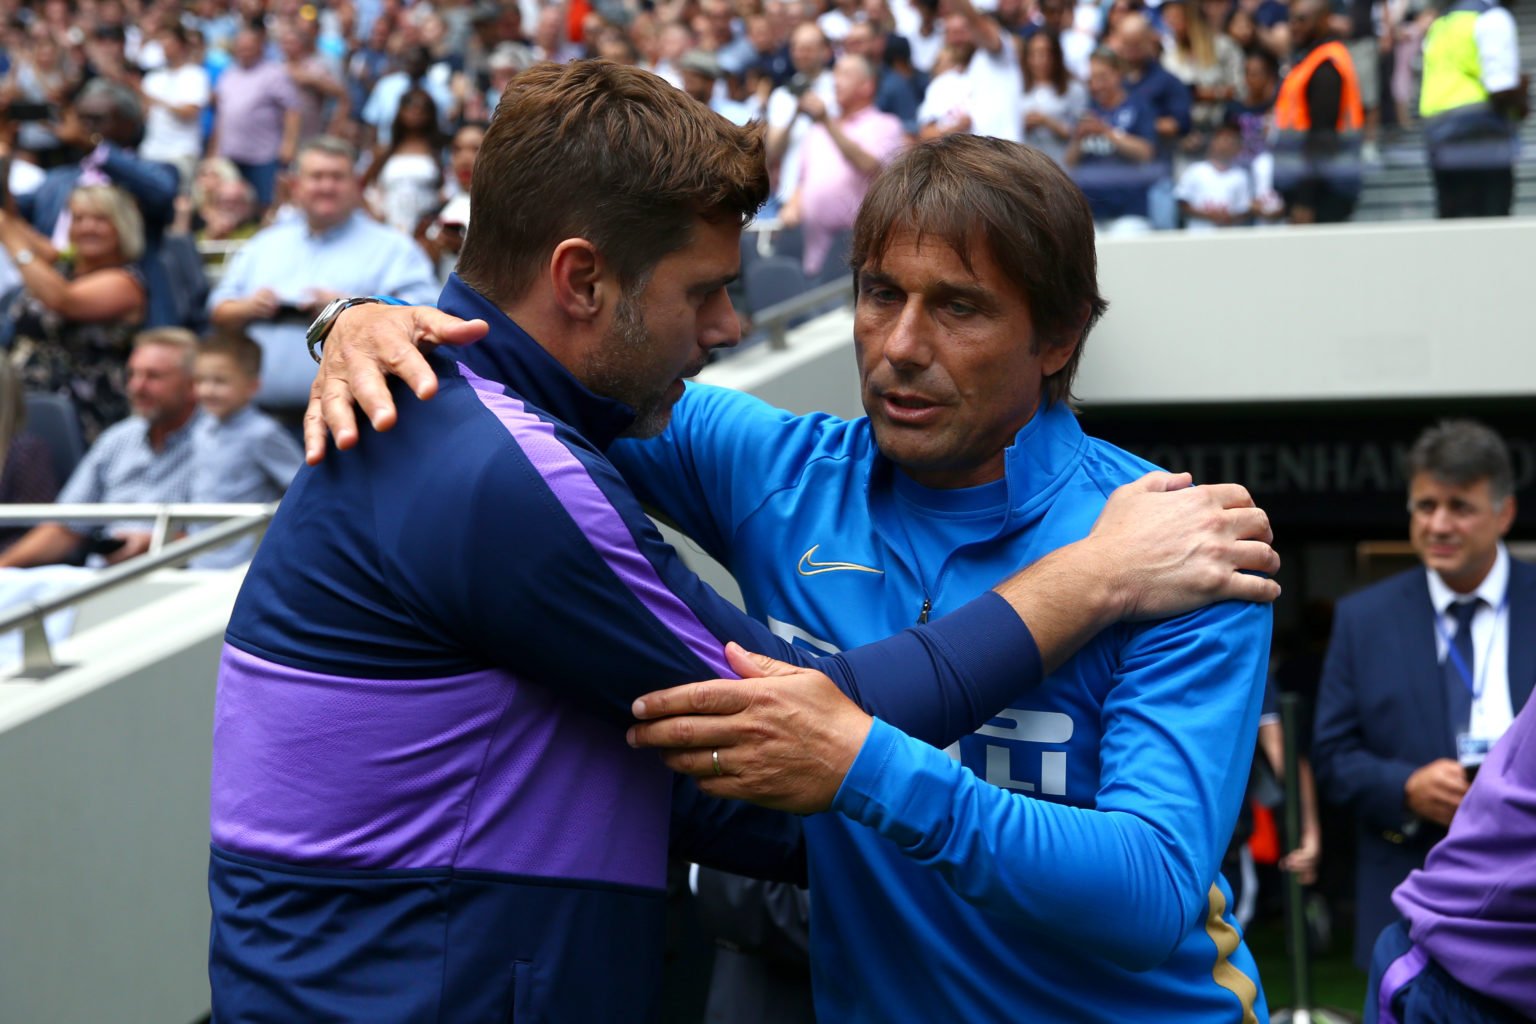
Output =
[{"x1": 1426, "y1": 543, "x2": 1513, "y2": 743}]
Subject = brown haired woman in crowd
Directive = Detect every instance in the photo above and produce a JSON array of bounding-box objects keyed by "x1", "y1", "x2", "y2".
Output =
[{"x1": 1020, "y1": 31, "x2": 1088, "y2": 165}]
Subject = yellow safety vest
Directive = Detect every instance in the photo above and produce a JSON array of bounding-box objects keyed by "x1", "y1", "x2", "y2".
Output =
[{"x1": 1420, "y1": 2, "x2": 1492, "y2": 118}]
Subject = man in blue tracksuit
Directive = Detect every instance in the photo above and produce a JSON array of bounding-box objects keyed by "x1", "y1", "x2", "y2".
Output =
[
  {"x1": 318, "y1": 135, "x2": 1275, "y2": 1020},
  {"x1": 213, "y1": 66, "x2": 1276, "y2": 1022},
  {"x1": 619, "y1": 138, "x2": 1272, "y2": 1023}
]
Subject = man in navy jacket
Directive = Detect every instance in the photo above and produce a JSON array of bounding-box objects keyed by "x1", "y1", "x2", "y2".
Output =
[{"x1": 1314, "y1": 420, "x2": 1534, "y2": 969}]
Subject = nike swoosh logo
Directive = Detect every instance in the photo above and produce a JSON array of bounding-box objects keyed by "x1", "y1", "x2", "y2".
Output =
[{"x1": 796, "y1": 545, "x2": 885, "y2": 577}]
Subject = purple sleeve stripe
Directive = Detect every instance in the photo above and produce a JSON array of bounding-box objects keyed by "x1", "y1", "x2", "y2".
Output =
[
  {"x1": 456, "y1": 362, "x2": 735, "y2": 680},
  {"x1": 1375, "y1": 943, "x2": 1428, "y2": 1024}
]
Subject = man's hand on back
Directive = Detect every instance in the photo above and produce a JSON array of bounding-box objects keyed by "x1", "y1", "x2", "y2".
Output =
[
  {"x1": 1085, "y1": 472, "x2": 1279, "y2": 618},
  {"x1": 995, "y1": 472, "x2": 1278, "y2": 673},
  {"x1": 303, "y1": 302, "x2": 487, "y2": 463}
]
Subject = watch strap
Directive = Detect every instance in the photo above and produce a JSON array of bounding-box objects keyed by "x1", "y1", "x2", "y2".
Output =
[{"x1": 306, "y1": 295, "x2": 409, "y2": 365}]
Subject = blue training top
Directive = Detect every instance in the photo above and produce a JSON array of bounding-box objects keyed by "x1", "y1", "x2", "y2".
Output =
[
  {"x1": 614, "y1": 383, "x2": 1273, "y2": 1023},
  {"x1": 206, "y1": 275, "x2": 1046, "y2": 1022}
]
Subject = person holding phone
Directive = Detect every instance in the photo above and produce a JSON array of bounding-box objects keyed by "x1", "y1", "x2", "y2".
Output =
[{"x1": 208, "y1": 135, "x2": 437, "y2": 430}]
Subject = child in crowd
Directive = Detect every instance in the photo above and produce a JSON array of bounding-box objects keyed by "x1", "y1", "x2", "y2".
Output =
[
  {"x1": 189, "y1": 332, "x2": 304, "y2": 568},
  {"x1": 1175, "y1": 120, "x2": 1254, "y2": 230}
]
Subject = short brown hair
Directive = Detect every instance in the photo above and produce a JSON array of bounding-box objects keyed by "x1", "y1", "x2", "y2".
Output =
[
  {"x1": 457, "y1": 60, "x2": 768, "y2": 306},
  {"x1": 199, "y1": 331, "x2": 263, "y2": 379},
  {"x1": 850, "y1": 135, "x2": 1107, "y2": 407}
]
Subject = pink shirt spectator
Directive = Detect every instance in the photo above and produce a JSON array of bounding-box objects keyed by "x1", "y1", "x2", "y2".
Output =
[
  {"x1": 797, "y1": 107, "x2": 907, "y2": 276},
  {"x1": 214, "y1": 61, "x2": 303, "y2": 166}
]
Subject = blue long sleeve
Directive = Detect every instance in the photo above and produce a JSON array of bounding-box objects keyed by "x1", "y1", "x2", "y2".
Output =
[{"x1": 832, "y1": 599, "x2": 1270, "y2": 970}]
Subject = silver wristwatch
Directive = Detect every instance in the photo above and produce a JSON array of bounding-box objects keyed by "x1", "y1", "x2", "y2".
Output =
[{"x1": 307, "y1": 296, "x2": 388, "y2": 364}]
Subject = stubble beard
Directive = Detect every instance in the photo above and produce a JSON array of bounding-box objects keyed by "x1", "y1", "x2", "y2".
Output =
[{"x1": 584, "y1": 290, "x2": 677, "y2": 440}]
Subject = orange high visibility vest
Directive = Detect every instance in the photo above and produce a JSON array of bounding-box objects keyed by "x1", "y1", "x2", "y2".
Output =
[{"x1": 1274, "y1": 40, "x2": 1365, "y2": 132}]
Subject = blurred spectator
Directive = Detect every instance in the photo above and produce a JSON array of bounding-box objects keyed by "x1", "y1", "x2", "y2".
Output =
[
  {"x1": 531, "y1": 5, "x2": 583, "y2": 64},
  {"x1": 138, "y1": 25, "x2": 212, "y2": 189},
  {"x1": 176, "y1": 156, "x2": 243, "y2": 233},
  {"x1": 1067, "y1": 47, "x2": 1158, "y2": 234},
  {"x1": 209, "y1": 136, "x2": 437, "y2": 425},
  {"x1": 1314, "y1": 420, "x2": 1534, "y2": 971},
  {"x1": 766, "y1": 23, "x2": 836, "y2": 208},
  {"x1": 942, "y1": 0, "x2": 1025, "y2": 143},
  {"x1": 1028, "y1": 0, "x2": 1094, "y2": 81},
  {"x1": 278, "y1": 16, "x2": 351, "y2": 143},
  {"x1": 361, "y1": 45, "x2": 457, "y2": 150},
  {"x1": 14, "y1": 79, "x2": 180, "y2": 328},
  {"x1": 473, "y1": 43, "x2": 535, "y2": 122},
  {"x1": 361, "y1": 87, "x2": 448, "y2": 236},
  {"x1": 1418, "y1": 0, "x2": 1528, "y2": 219},
  {"x1": 187, "y1": 177, "x2": 260, "y2": 268},
  {"x1": 2, "y1": 29, "x2": 77, "y2": 169},
  {"x1": 843, "y1": 21, "x2": 920, "y2": 132},
  {"x1": 1112, "y1": 13, "x2": 1191, "y2": 228},
  {"x1": 190, "y1": 0, "x2": 243, "y2": 58},
  {"x1": 1226, "y1": 50, "x2": 1280, "y2": 165},
  {"x1": 1226, "y1": 6, "x2": 1261, "y2": 52},
  {"x1": 346, "y1": 16, "x2": 396, "y2": 116},
  {"x1": 1175, "y1": 120, "x2": 1253, "y2": 228},
  {"x1": 917, "y1": 43, "x2": 973, "y2": 138},
  {"x1": 699, "y1": 0, "x2": 752, "y2": 72},
  {"x1": 461, "y1": 3, "x2": 530, "y2": 91},
  {"x1": 1020, "y1": 30, "x2": 1088, "y2": 165},
  {"x1": 187, "y1": 332, "x2": 303, "y2": 569},
  {"x1": 1338, "y1": 0, "x2": 1385, "y2": 162},
  {"x1": 1272, "y1": 0, "x2": 1364, "y2": 224},
  {"x1": 0, "y1": 328, "x2": 199, "y2": 570},
  {"x1": 904, "y1": 0, "x2": 947, "y2": 74},
  {"x1": 1384, "y1": 0, "x2": 1433, "y2": 130},
  {"x1": 210, "y1": 24, "x2": 302, "y2": 209},
  {"x1": 415, "y1": 121, "x2": 485, "y2": 280},
  {"x1": 0, "y1": 359, "x2": 60, "y2": 558},
  {"x1": 741, "y1": 14, "x2": 794, "y2": 87},
  {"x1": 678, "y1": 49, "x2": 762, "y2": 125},
  {"x1": 1159, "y1": 0, "x2": 1242, "y2": 141},
  {"x1": 780, "y1": 54, "x2": 906, "y2": 277},
  {"x1": 0, "y1": 184, "x2": 148, "y2": 443},
  {"x1": 648, "y1": 20, "x2": 698, "y2": 87}
]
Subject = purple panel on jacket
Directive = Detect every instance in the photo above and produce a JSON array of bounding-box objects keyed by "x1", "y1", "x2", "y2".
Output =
[
  {"x1": 1393, "y1": 695, "x2": 1536, "y2": 1020},
  {"x1": 211, "y1": 644, "x2": 671, "y2": 889},
  {"x1": 456, "y1": 360, "x2": 734, "y2": 679}
]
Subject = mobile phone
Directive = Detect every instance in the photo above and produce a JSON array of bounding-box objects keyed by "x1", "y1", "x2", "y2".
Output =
[
  {"x1": 5, "y1": 101, "x2": 55, "y2": 122},
  {"x1": 273, "y1": 302, "x2": 312, "y2": 322}
]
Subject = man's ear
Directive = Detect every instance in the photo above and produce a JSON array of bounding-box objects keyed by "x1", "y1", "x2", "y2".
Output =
[
  {"x1": 1041, "y1": 302, "x2": 1091, "y2": 376},
  {"x1": 549, "y1": 238, "x2": 611, "y2": 324}
]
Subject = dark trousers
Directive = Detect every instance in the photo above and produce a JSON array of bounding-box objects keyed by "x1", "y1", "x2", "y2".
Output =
[
  {"x1": 1282, "y1": 178, "x2": 1358, "y2": 223},
  {"x1": 1365, "y1": 919, "x2": 1529, "y2": 1024},
  {"x1": 1434, "y1": 166, "x2": 1515, "y2": 218}
]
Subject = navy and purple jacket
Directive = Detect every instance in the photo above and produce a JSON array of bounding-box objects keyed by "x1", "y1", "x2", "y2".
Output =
[{"x1": 207, "y1": 274, "x2": 1044, "y2": 1022}]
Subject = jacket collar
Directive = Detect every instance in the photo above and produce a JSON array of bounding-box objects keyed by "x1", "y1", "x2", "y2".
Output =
[
  {"x1": 868, "y1": 393, "x2": 1087, "y2": 533},
  {"x1": 437, "y1": 273, "x2": 637, "y2": 450}
]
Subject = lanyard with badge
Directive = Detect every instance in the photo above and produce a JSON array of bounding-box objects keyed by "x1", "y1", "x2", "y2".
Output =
[{"x1": 1436, "y1": 593, "x2": 1508, "y2": 778}]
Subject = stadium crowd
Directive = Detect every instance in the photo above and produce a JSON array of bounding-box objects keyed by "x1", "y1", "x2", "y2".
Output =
[
  {"x1": 0, "y1": 3, "x2": 1529, "y2": 1021},
  {"x1": 0, "y1": 0, "x2": 1525, "y2": 515}
]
